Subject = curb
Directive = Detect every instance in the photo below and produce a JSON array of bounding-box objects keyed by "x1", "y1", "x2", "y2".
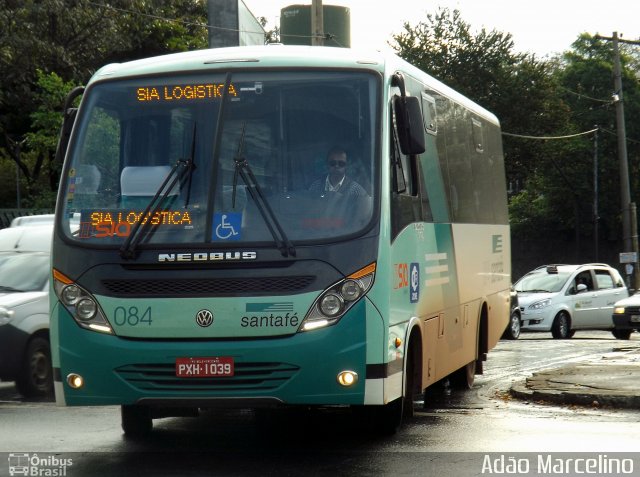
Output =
[{"x1": 509, "y1": 364, "x2": 640, "y2": 410}]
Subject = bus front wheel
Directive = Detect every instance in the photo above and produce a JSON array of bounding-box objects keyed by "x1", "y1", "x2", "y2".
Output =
[
  {"x1": 121, "y1": 405, "x2": 153, "y2": 438},
  {"x1": 358, "y1": 341, "x2": 416, "y2": 434}
]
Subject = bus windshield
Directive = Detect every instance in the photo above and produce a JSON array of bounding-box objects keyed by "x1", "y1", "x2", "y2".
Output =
[{"x1": 60, "y1": 71, "x2": 378, "y2": 247}]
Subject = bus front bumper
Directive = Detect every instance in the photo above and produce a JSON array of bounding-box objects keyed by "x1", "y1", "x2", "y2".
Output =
[{"x1": 52, "y1": 300, "x2": 379, "y2": 408}]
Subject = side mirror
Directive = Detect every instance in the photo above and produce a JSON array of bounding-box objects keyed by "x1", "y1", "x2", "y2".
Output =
[
  {"x1": 576, "y1": 283, "x2": 588, "y2": 293},
  {"x1": 54, "y1": 86, "x2": 85, "y2": 164},
  {"x1": 393, "y1": 95, "x2": 426, "y2": 155}
]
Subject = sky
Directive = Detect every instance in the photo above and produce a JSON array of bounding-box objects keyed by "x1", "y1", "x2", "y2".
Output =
[{"x1": 241, "y1": 0, "x2": 640, "y2": 58}]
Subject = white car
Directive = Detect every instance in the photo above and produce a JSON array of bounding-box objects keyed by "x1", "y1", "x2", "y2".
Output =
[
  {"x1": 10, "y1": 214, "x2": 55, "y2": 228},
  {"x1": 514, "y1": 264, "x2": 628, "y2": 339},
  {"x1": 611, "y1": 294, "x2": 640, "y2": 339},
  {"x1": 0, "y1": 225, "x2": 53, "y2": 397}
]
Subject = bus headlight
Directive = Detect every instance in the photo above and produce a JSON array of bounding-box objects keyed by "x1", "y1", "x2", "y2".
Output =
[
  {"x1": 76, "y1": 298, "x2": 97, "y2": 321},
  {"x1": 320, "y1": 293, "x2": 344, "y2": 316},
  {"x1": 61, "y1": 284, "x2": 81, "y2": 306},
  {"x1": 53, "y1": 269, "x2": 113, "y2": 334},
  {"x1": 299, "y1": 263, "x2": 376, "y2": 332},
  {"x1": 340, "y1": 279, "x2": 362, "y2": 301}
]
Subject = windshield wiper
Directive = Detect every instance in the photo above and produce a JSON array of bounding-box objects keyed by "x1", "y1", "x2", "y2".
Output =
[
  {"x1": 521, "y1": 289, "x2": 551, "y2": 293},
  {"x1": 120, "y1": 127, "x2": 197, "y2": 259},
  {"x1": 232, "y1": 123, "x2": 296, "y2": 257}
]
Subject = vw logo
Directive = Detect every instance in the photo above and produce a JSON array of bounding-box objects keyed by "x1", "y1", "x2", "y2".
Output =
[{"x1": 195, "y1": 309, "x2": 214, "y2": 327}]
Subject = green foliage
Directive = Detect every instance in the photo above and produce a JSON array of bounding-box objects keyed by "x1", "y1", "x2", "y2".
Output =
[
  {"x1": 392, "y1": 8, "x2": 640, "y2": 262},
  {"x1": 0, "y1": 0, "x2": 208, "y2": 208},
  {"x1": 27, "y1": 71, "x2": 77, "y2": 158},
  {"x1": 1, "y1": 1, "x2": 639, "y2": 263}
]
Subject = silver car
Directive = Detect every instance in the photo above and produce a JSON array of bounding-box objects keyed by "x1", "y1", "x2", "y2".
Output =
[
  {"x1": 0, "y1": 225, "x2": 53, "y2": 397},
  {"x1": 514, "y1": 264, "x2": 628, "y2": 339}
]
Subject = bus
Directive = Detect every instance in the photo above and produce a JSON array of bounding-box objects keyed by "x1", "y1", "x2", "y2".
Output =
[{"x1": 51, "y1": 45, "x2": 511, "y2": 435}]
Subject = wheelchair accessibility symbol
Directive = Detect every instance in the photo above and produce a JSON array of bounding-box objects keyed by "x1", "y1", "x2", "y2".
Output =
[{"x1": 213, "y1": 213, "x2": 242, "y2": 241}]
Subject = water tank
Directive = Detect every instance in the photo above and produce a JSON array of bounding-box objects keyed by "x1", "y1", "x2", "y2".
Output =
[{"x1": 280, "y1": 4, "x2": 350, "y2": 48}]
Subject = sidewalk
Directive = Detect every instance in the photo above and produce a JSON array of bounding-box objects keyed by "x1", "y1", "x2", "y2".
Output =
[{"x1": 510, "y1": 347, "x2": 640, "y2": 409}]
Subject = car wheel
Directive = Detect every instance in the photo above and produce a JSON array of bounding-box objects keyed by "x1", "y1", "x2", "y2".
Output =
[
  {"x1": 15, "y1": 336, "x2": 53, "y2": 398},
  {"x1": 612, "y1": 329, "x2": 632, "y2": 340},
  {"x1": 502, "y1": 311, "x2": 521, "y2": 340},
  {"x1": 551, "y1": 312, "x2": 571, "y2": 339}
]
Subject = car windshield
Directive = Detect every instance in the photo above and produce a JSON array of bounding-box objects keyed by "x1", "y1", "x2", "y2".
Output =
[
  {"x1": 514, "y1": 271, "x2": 573, "y2": 293},
  {"x1": 59, "y1": 70, "x2": 378, "y2": 248},
  {"x1": 0, "y1": 253, "x2": 50, "y2": 292}
]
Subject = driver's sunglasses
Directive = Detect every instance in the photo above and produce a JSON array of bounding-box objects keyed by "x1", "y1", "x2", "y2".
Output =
[{"x1": 329, "y1": 160, "x2": 346, "y2": 168}]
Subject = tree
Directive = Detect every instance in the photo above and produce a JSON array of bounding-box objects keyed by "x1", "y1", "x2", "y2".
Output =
[
  {"x1": 257, "y1": 16, "x2": 279, "y2": 44},
  {"x1": 0, "y1": 0, "x2": 209, "y2": 208},
  {"x1": 389, "y1": 8, "x2": 640, "y2": 270},
  {"x1": 391, "y1": 8, "x2": 571, "y2": 198},
  {"x1": 552, "y1": 34, "x2": 640, "y2": 252},
  {"x1": 24, "y1": 71, "x2": 80, "y2": 207}
]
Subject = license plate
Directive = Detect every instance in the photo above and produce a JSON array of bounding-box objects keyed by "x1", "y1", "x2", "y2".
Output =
[
  {"x1": 631, "y1": 315, "x2": 640, "y2": 323},
  {"x1": 176, "y1": 357, "x2": 234, "y2": 377}
]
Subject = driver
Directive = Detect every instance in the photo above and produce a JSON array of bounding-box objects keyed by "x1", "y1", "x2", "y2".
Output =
[{"x1": 308, "y1": 147, "x2": 367, "y2": 197}]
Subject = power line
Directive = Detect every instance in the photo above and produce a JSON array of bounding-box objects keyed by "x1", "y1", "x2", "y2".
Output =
[
  {"x1": 560, "y1": 86, "x2": 614, "y2": 104},
  {"x1": 503, "y1": 127, "x2": 640, "y2": 145},
  {"x1": 502, "y1": 128, "x2": 598, "y2": 140},
  {"x1": 600, "y1": 127, "x2": 640, "y2": 145}
]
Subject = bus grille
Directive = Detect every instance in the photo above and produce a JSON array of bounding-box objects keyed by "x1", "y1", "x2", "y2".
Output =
[
  {"x1": 101, "y1": 276, "x2": 315, "y2": 297},
  {"x1": 115, "y1": 362, "x2": 300, "y2": 392}
]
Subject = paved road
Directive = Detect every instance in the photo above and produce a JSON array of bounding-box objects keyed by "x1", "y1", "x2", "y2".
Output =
[{"x1": 1, "y1": 331, "x2": 639, "y2": 477}]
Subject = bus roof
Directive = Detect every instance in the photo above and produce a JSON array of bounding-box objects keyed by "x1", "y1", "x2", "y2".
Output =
[{"x1": 90, "y1": 45, "x2": 498, "y2": 126}]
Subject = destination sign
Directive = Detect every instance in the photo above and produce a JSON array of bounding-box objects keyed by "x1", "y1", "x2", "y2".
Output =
[
  {"x1": 79, "y1": 209, "x2": 193, "y2": 238},
  {"x1": 136, "y1": 83, "x2": 238, "y2": 102}
]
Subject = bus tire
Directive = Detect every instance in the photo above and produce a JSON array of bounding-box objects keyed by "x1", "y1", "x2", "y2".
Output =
[
  {"x1": 121, "y1": 405, "x2": 153, "y2": 437},
  {"x1": 355, "y1": 397, "x2": 404, "y2": 436},
  {"x1": 450, "y1": 360, "x2": 475, "y2": 390},
  {"x1": 366, "y1": 340, "x2": 417, "y2": 434}
]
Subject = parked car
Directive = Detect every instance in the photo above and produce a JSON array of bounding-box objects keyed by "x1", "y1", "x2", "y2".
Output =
[
  {"x1": 10, "y1": 214, "x2": 55, "y2": 228},
  {"x1": 0, "y1": 224, "x2": 53, "y2": 252},
  {"x1": 611, "y1": 294, "x2": 640, "y2": 339},
  {"x1": 502, "y1": 287, "x2": 521, "y2": 340},
  {"x1": 0, "y1": 225, "x2": 53, "y2": 397},
  {"x1": 514, "y1": 263, "x2": 628, "y2": 339}
]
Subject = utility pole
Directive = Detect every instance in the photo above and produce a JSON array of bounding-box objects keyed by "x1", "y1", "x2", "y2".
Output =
[
  {"x1": 593, "y1": 126, "x2": 599, "y2": 261},
  {"x1": 311, "y1": 0, "x2": 324, "y2": 46},
  {"x1": 595, "y1": 32, "x2": 640, "y2": 289}
]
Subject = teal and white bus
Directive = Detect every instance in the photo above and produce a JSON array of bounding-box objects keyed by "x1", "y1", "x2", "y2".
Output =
[{"x1": 51, "y1": 45, "x2": 510, "y2": 435}]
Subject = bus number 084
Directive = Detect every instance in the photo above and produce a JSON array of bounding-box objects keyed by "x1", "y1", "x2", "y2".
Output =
[{"x1": 113, "y1": 306, "x2": 152, "y2": 326}]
